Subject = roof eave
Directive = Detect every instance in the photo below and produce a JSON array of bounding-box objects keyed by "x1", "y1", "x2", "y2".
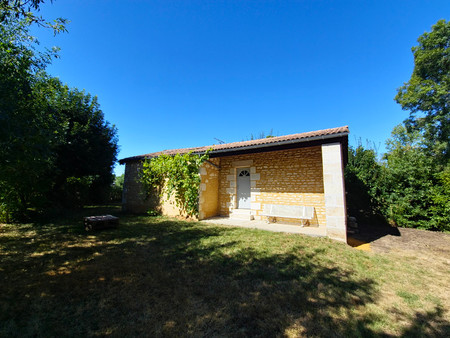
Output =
[
  {"x1": 203, "y1": 132, "x2": 349, "y2": 157},
  {"x1": 119, "y1": 131, "x2": 349, "y2": 164}
]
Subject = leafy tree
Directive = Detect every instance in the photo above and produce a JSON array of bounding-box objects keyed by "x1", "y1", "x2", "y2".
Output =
[
  {"x1": 389, "y1": 20, "x2": 450, "y2": 231},
  {"x1": 345, "y1": 144, "x2": 387, "y2": 223},
  {"x1": 0, "y1": 19, "x2": 60, "y2": 219},
  {"x1": 110, "y1": 174, "x2": 124, "y2": 202},
  {"x1": 395, "y1": 19, "x2": 450, "y2": 163},
  {"x1": 345, "y1": 128, "x2": 449, "y2": 231},
  {"x1": 0, "y1": 0, "x2": 67, "y2": 32},
  {"x1": 0, "y1": 19, "x2": 118, "y2": 221},
  {"x1": 345, "y1": 20, "x2": 450, "y2": 231},
  {"x1": 429, "y1": 167, "x2": 450, "y2": 231},
  {"x1": 39, "y1": 76, "x2": 118, "y2": 206},
  {"x1": 1, "y1": 0, "x2": 44, "y2": 21},
  {"x1": 382, "y1": 125, "x2": 437, "y2": 229}
]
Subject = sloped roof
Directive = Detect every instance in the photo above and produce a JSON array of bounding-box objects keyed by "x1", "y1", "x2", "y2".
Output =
[{"x1": 119, "y1": 125, "x2": 349, "y2": 164}]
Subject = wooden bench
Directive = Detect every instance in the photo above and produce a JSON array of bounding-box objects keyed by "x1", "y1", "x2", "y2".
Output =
[
  {"x1": 260, "y1": 204, "x2": 314, "y2": 227},
  {"x1": 84, "y1": 215, "x2": 119, "y2": 231}
]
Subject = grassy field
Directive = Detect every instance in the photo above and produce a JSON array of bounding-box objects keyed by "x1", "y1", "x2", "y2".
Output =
[{"x1": 1, "y1": 205, "x2": 449, "y2": 337}]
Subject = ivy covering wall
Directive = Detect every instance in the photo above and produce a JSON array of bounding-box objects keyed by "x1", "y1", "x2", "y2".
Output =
[{"x1": 140, "y1": 151, "x2": 210, "y2": 217}]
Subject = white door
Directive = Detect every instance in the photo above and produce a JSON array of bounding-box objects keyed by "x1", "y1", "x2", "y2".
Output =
[{"x1": 237, "y1": 168, "x2": 251, "y2": 209}]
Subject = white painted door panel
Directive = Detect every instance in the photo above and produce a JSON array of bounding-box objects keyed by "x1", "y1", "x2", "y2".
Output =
[{"x1": 237, "y1": 168, "x2": 251, "y2": 209}]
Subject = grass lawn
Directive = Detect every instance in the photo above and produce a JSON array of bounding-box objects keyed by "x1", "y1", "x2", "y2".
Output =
[{"x1": 1, "y1": 205, "x2": 449, "y2": 337}]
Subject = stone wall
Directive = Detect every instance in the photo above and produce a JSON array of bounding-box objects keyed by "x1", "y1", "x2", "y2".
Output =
[
  {"x1": 123, "y1": 160, "x2": 216, "y2": 219},
  {"x1": 217, "y1": 147, "x2": 326, "y2": 226},
  {"x1": 122, "y1": 161, "x2": 153, "y2": 213},
  {"x1": 123, "y1": 144, "x2": 347, "y2": 242},
  {"x1": 198, "y1": 159, "x2": 220, "y2": 220}
]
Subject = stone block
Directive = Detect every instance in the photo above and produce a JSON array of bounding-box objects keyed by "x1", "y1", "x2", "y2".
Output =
[
  {"x1": 327, "y1": 206, "x2": 346, "y2": 217},
  {"x1": 326, "y1": 227, "x2": 347, "y2": 242},
  {"x1": 232, "y1": 159, "x2": 253, "y2": 167},
  {"x1": 325, "y1": 216, "x2": 346, "y2": 229},
  {"x1": 251, "y1": 173, "x2": 260, "y2": 181}
]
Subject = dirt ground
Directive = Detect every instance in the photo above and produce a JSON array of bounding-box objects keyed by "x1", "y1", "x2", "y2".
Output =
[
  {"x1": 370, "y1": 227, "x2": 450, "y2": 256},
  {"x1": 351, "y1": 223, "x2": 450, "y2": 260}
]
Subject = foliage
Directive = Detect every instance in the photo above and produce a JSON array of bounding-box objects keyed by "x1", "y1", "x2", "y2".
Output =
[
  {"x1": 245, "y1": 129, "x2": 276, "y2": 141},
  {"x1": 347, "y1": 20, "x2": 450, "y2": 231},
  {"x1": 1, "y1": 0, "x2": 44, "y2": 21},
  {"x1": 146, "y1": 209, "x2": 160, "y2": 216},
  {"x1": 389, "y1": 19, "x2": 450, "y2": 231},
  {"x1": 0, "y1": 19, "x2": 118, "y2": 222},
  {"x1": 382, "y1": 125, "x2": 438, "y2": 229},
  {"x1": 110, "y1": 174, "x2": 124, "y2": 202},
  {"x1": 347, "y1": 126, "x2": 449, "y2": 231},
  {"x1": 345, "y1": 144, "x2": 387, "y2": 224},
  {"x1": 395, "y1": 19, "x2": 450, "y2": 163},
  {"x1": 140, "y1": 151, "x2": 210, "y2": 217},
  {"x1": 0, "y1": 19, "x2": 59, "y2": 220},
  {"x1": 40, "y1": 76, "x2": 119, "y2": 206},
  {"x1": 0, "y1": 0, "x2": 68, "y2": 32},
  {"x1": 429, "y1": 167, "x2": 450, "y2": 232}
]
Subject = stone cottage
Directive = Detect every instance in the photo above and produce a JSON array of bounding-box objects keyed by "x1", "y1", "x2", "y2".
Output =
[{"x1": 119, "y1": 126, "x2": 349, "y2": 242}]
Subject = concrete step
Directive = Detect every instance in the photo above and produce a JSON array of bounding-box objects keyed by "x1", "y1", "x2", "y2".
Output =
[
  {"x1": 230, "y1": 209, "x2": 254, "y2": 220},
  {"x1": 231, "y1": 209, "x2": 251, "y2": 215}
]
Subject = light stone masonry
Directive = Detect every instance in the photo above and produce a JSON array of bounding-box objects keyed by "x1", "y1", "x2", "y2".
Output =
[
  {"x1": 321, "y1": 143, "x2": 347, "y2": 242},
  {"x1": 123, "y1": 142, "x2": 348, "y2": 242},
  {"x1": 217, "y1": 146, "x2": 326, "y2": 227}
]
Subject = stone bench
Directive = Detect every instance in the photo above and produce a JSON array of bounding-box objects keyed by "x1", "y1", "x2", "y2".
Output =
[
  {"x1": 84, "y1": 215, "x2": 119, "y2": 231},
  {"x1": 260, "y1": 204, "x2": 314, "y2": 227}
]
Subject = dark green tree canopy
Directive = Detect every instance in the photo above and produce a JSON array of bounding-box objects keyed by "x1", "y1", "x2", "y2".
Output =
[
  {"x1": 345, "y1": 21, "x2": 450, "y2": 232},
  {"x1": 0, "y1": 18, "x2": 118, "y2": 221},
  {"x1": 395, "y1": 19, "x2": 450, "y2": 162}
]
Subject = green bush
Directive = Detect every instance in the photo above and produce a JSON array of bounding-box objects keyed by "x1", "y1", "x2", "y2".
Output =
[
  {"x1": 110, "y1": 174, "x2": 124, "y2": 202},
  {"x1": 346, "y1": 127, "x2": 449, "y2": 232},
  {"x1": 147, "y1": 209, "x2": 160, "y2": 217}
]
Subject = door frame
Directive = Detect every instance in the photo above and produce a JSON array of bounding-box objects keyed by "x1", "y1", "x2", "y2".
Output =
[{"x1": 235, "y1": 167, "x2": 251, "y2": 209}]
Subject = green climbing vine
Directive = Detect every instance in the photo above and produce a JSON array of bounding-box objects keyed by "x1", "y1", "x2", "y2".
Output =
[{"x1": 140, "y1": 151, "x2": 210, "y2": 217}]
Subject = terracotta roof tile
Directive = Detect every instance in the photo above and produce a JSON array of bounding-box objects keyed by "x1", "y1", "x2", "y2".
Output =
[{"x1": 119, "y1": 125, "x2": 349, "y2": 163}]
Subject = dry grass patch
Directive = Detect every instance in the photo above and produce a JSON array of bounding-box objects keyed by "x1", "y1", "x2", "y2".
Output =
[{"x1": 1, "y1": 205, "x2": 449, "y2": 336}]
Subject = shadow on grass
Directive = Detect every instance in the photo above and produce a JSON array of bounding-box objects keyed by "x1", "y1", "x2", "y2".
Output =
[
  {"x1": 1, "y1": 206, "x2": 448, "y2": 336},
  {"x1": 351, "y1": 221, "x2": 401, "y2": 245},
  {"x1": 396, "y1": 305, "x2": 450, "y2": 337}
]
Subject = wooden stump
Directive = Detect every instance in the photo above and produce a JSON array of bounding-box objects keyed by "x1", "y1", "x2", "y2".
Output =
[{"x1": 84, "y1": 215, "x2": 119, "y2": 231}]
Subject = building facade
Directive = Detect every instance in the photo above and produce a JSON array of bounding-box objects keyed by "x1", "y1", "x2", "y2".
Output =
[{"x1": 120, "y1": 126, "x2": 349, "y2": 242}]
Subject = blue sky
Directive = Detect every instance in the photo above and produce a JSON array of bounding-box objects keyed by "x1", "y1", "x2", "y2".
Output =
[{"x1": 33, "y1": 1, "x2": 450, "y2": 175}]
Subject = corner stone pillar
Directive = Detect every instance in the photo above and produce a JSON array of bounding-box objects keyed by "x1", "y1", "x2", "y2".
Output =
[
  {"x1": 122, "y1": 162, "x2": 152, "y2": 213},
  {"x1": 321, "y1": 143, "x2": 347, "y2": 242}
]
